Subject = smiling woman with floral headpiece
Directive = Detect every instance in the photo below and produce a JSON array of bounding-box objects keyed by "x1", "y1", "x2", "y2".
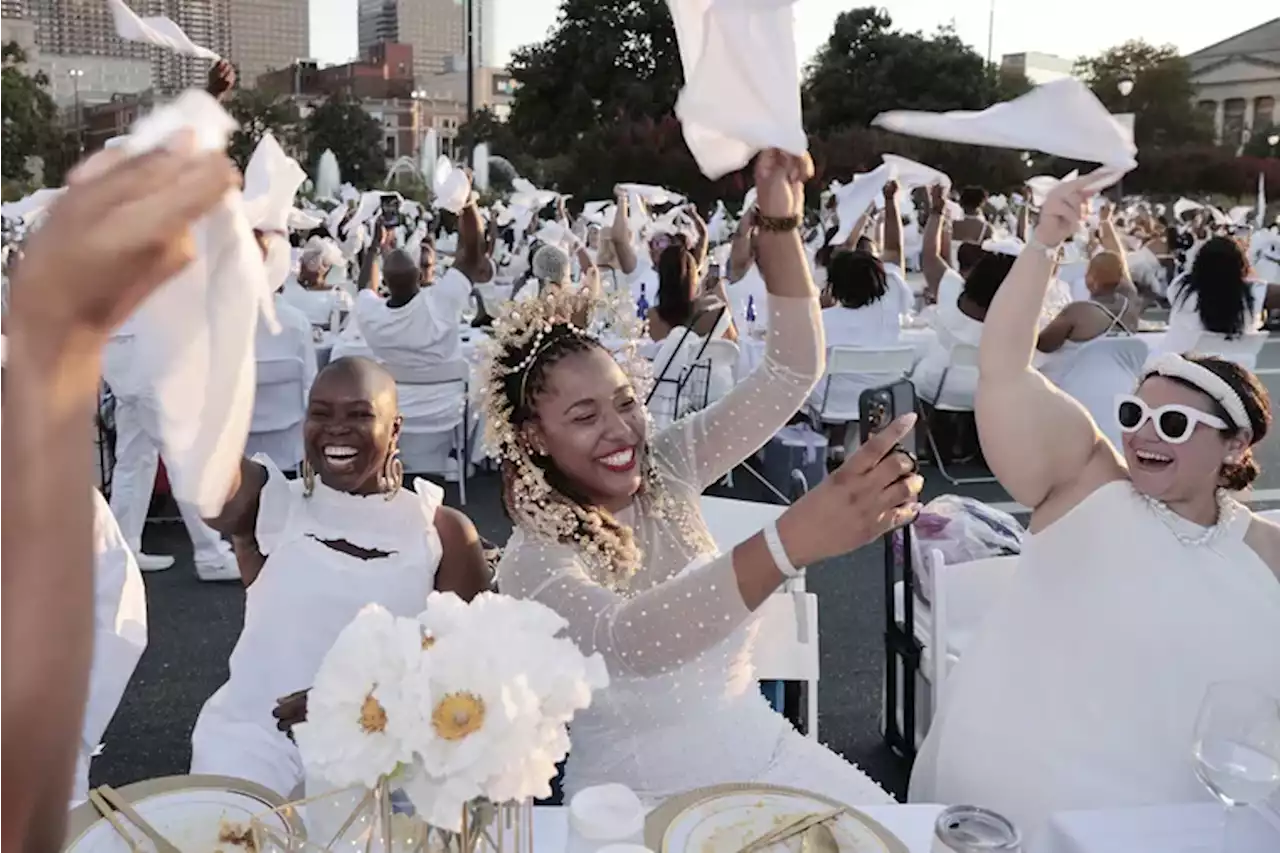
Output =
[{"x1": 477, "y1": 150, "x2": 923, "y2": 803}]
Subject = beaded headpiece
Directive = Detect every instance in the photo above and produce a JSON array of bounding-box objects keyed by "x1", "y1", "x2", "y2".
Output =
[{"x1": 476, "y1": 286, "x2": 665, "y2": 587}]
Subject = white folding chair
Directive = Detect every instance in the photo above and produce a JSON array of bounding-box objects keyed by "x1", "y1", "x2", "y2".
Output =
[
  {"x1": 810, "y1": 345, "x2": 916, "y2": 445},
  {"x1": 245, "y1": 357, "x2": 307, "y2": 471},
  {"x1": 753, "y1": 592, "x2": 821, "y2": 740},
  {"x1": 916, "y1": 342, "x2": 995, "y2": 485},
  {"x1": 387, "y1": 360, "x2": 470, "y2": 505},
  {"x1": 888, "y1": 549, "x2": 1019, "y2": 745},
  {"x1": 701, "y1": 337, "x2": 741, "y2": 387},
  {"x1": 1190, "y1": 331, "x2": 1268, "y2": 371}
]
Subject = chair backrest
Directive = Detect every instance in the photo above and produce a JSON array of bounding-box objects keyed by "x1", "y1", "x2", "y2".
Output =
[
  {"x1": 252, "y1": 357, "x2": 307, "y2": 432},
  {"x1": 827, "y1": 345, "x2": 917, "y2": 377},
  {"x1": 927, "y1": 549, "x2": 1020, "y2": 714},
  {"x1": 948, "y1": 342, "x2": 981, "y2": 369},
  {"x1": 752, "y1": 591, "x2": 819, "y2": 683},
  {"x1": 701, "y1": 338, "x2": 741, "y2": 387},
  {"x1": 1191, "y1": 331, "x2": 1267, "y2": 370},
  {"x1": 385, "y1": 359, "x2": 469, "y2": 386}
]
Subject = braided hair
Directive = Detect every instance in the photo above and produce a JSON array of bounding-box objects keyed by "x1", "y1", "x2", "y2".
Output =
[{"x1": 497, "y1": 324, "x2": 640, "y2": 573}]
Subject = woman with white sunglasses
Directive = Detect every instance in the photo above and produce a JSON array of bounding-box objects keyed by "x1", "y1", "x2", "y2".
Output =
[{"x1": 909, "y1": 175, "x2": 1280, "y2": 839}]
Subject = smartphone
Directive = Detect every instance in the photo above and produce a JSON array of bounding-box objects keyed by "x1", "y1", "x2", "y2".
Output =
[
  {"x1": 379, "y1": 193, "x2": 402, "y2": 228},
  {"x1": 858, "y1": 379, "x2": 918, "y2": 452}
]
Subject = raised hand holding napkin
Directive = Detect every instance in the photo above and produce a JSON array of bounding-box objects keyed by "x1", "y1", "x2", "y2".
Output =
[{"x1": 432, "y1": 157, "x2": 472, "y2": 215}]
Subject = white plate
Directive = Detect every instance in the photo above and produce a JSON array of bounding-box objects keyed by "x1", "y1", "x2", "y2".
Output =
[
  {"x1": 67, "y1": 788, "x2": 288, "y2": 852},
  {"x1": 664, "y1": 791, "x2": 894, "y2": 853}
]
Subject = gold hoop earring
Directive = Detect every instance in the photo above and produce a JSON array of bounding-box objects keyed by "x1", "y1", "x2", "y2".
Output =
[
  {"x1": 301, "y1": 458, "x2": 316, "y2": 497},
  {"x1": 381, "y1": 444, "x2": 404, "y2": 500}
]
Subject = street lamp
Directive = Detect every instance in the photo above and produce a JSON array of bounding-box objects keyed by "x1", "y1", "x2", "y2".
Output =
[
  {"x1": 68, "y1": 68, "x2": 85, "y2": 153},
  {"x1": 1115, "y1": 78, "x2": 1134, "y2": 201},
  {"x1": 410, "y1": 89, "x2": 427, "y2": 160},
  {"x1": 1117, "y1": 78, "x2": 1134, "y2": 98}
]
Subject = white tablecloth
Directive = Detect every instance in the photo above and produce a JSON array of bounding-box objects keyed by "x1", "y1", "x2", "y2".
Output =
[
  {"x1": 532, "y1": 803, "x2": 945, "y2": 852},
  {"x1": 1037, "y1": 802, "x2": 1280, "y2": 853}
]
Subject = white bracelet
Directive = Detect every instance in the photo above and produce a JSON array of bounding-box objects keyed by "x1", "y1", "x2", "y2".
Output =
[{"x1": 763, "y1": 520, "x2": 803, "y2": 578}]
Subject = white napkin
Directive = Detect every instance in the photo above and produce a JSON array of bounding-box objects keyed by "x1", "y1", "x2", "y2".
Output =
[
  {"x1": 739, "y1": 187, "x2": 757, "y2": 219},
  {"x1": 1173, "y1": 197, "x2": 1203, "y2": 220},
  {"x1": 1025, "y1": 169, "x2": 1080, "y2": 207},
  {"x1": 242, "y1": 133, "x2": 307, "y2": 235},
  {"x1": 534, "y1": 220, "x2": 580, "y2": 254},
  {"x1": 616, "y1": 183, "x2": 686, "y2": 207},
  {"x1": 707, "y1": 199, "x2": 730, "y2": 243},
  {"x1": 108, "y1": 0, "x2": 219, "y2": 60},
  {"x1": 120, "y1": 90, "x2": 266, "y2": 516},
  {"x1": 472, "y1": 141, "x2": 490, "y2": 191},
  {"x1": 0, "y1": 187, "x2": 64, "y2": 224},
  {"x1": 981, "y1": 237, "x2": 1025, "y2": 257},
  {"x1": 287, "y1": 208, "x2": 324, "y2": 231},
  {"x1": 668, "y1": 0, "x2": 807, "y2": 179},
  {"x1": 433, "y1": 156, "x2": 472, "y2": 214},
  {"x1": 324, "y1": 204, "x2": 348, "y2": 239},
  {"x1": 830, "y1": 163, "x2": 892, "y2": 244},
  {"x1": 873, "y1": 78, "x2": 1136, "y2": 175},
  {"x1": 881, "y1": 153, "x2": 951, "y2": 191},
  {"x1": 511, "y1": 177, "x2": 559, "y2": 211}
]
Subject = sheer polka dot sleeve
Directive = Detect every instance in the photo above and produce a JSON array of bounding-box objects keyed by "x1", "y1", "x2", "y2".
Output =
[
  {"x1": 652, "y1": 294, "x2": 823, "y2": 489},
  {"x1": 497, "y1": 535, "x2": 752, "y2": 679}
]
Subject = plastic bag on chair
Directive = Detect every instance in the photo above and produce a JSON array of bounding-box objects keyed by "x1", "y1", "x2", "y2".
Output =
[{"x1": 909, "y1": 495, "x2": 1026, "y2": 603}]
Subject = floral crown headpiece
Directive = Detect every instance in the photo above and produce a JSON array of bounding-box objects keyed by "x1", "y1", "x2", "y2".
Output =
[{"x1": 475, "y1": 287, "x2": 652, "y2": 462}]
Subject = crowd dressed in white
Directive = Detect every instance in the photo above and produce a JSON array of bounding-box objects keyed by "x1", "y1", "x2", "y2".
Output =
[{"x1": 4, "y1": 19, "x2": 1280, "y2": 853}]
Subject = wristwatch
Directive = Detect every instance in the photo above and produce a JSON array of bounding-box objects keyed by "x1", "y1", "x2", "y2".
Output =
[{"x1": 756, "y1": 213, "x2": 801, "y2": 232}]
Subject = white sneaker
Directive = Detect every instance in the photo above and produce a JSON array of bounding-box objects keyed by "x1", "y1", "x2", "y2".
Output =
[
  {"x1": 196, "y1": 553, "x2": 242, "y2": 583},
  {"x1": 136, "y1": 553, "x2": 175, "y2": 572}
]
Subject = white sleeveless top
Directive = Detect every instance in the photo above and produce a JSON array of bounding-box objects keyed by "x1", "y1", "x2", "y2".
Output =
[
  {"x1": 910, "y1": 481, "x2": 1280, "y2": 839},
  {"x1": 196, "y1": 456, "x2": 443, "y2": 727}
]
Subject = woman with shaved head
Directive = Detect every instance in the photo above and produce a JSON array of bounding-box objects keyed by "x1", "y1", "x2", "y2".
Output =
[{"x1": 189, "y1": 356, "x2": 489, "y2": 797}]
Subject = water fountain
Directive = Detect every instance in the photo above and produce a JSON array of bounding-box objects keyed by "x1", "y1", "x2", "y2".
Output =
[
  {"x1": 473, "y1": 142, "x2": 490, "y2": 192},
  {"x1": 314, "y1": 149, "x2": 341, "y2": 200},
  {"x1": 419, "y1": 129, "x2": 439, "y2": 184}
]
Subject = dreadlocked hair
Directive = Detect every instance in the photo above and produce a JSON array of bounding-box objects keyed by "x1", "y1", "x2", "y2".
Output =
[{"x1": 497, "y1": 323, "x2": 642, "y2": 579}]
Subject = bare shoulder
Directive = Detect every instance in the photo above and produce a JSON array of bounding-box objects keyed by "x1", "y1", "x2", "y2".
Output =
[
  {"x1": 433, "y1": 505, "x2": 480, "y2": 546},
  {"x1": 1244, "y1": 514, "x2": 1280, "y2": 581}
]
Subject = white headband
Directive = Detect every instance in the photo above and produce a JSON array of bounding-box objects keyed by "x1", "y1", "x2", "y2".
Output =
[{"x1": 1141, "y1": 353, "x2": 1252, "y2": 434}]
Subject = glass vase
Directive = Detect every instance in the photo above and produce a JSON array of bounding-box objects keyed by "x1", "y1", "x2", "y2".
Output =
[{"x1": 250, "y1": 775, "x2": 534, "y2": 853}]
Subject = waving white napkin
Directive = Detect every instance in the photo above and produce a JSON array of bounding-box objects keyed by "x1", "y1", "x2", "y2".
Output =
[
  {"x1": 534, "y1": 220, "x2": 581, "y2": 255},
  {"x1": 616, "y1": 183, "x2": 686, "y2": 207},
  {"x1": 433, "y1": 157, "x2": 472, "y2": 214},
  {"x1": 981, "y1": 237, "x2": 1025, "y2": 257},
  {"x1": 706, "y1": 199, "x2": 730, "y2": 243},
  {"x1": 881, "y1": 154, "x2": 951, "y2": 191},
  {"x1": 830, "y1": 164, "x2": 891, "y2": 245},
  {"x1": 287, "y1": 207, "x2": 324, "y2": 232},
  {"x1": 668, "y1": 0, "x2": 807, "y2": 179},
  {"x1": 472, "y1": 141, "x2": 490, "y2": 191},
  {"x1": 511, "y1": 177, "x2": 559, "y2": 211},
  {"x1": 108, "y1": 0, "x2": 219, "y2": 60},
  {"x1": 0, "y1": 187, "x2": 65, "y2": 224},
  {"x1": 242, "y1": 133, "x2": 307, "y2": 235},
  {"x1": 873, "y1": 78, "x2": 1136, "y2": 179},
  {"x1": 119, "y1": 90, "x2": 265, "y2": 516},
  {"x1": 1025, "y1": 170, "x2": 1080, "y2": 207},
  {"x1": 1173, "y1": 197, "x2": 1203, "y2": 220}
]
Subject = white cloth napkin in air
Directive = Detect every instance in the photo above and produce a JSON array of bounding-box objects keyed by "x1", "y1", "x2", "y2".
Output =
[
  {"x1": 432, "y1": 157, "x2": 472, "y2": 214},
  {"x1": 873, "y1": 78, "x2": 1136, "y2": 176},
  {"x1": 242, "y1": 133, "x2": 307, "y2": 234},
  {"x1": 669, "y1": 0, "x2": 807, "y2": 179},
  {"x1": 1025, "y1": 170, "x2": 1080, "y2": 207},
  {"x1": 881, "y1": 154, "x2": 952, "y2": 191},
  {"x1": 108, "y1": 0, "x2": 219, "y2": 60},
  {"x1": 119, "y1": 90, "x2": 267, "y2": 517}
]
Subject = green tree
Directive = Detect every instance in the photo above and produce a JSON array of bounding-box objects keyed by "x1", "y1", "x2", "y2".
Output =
[
  {"x1": 226, "y1": 87, "x2": 304, "y2": 170},
  {"x1": 1075, "y1": 40, "x2": 1212, "y2": 148},
  {"x1": 304, "y1": 94, "x2": 386, "y2": 188},
  {"x1": 802, "y1": 7, "x2": 1028, "y2": 136},
  {"x1": 2, "y1": 42, "x2": 63, "y2": 185},
  {"x1": 506, "y1": 0, "x2": 683, "y2": 161}
]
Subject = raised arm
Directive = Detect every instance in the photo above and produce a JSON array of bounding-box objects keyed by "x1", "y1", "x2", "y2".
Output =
[
  {"x1": 976, "y1": 177, "x2": 1115, "y2": 514},
  {"x1": 882, "y1": 180, "x2": 903, "y2": 268},
  {"x1": 685, "y1": 203, "x2": 709, "y2": 266},
  {"x1": 921, "y1": 184, "x2": 952, "y2": 301},
  {"x1": 650, "y1": 150, "x2": 822, "y2": 489},
  {"x1": 455, "y1": 199, "x2": 493, "y2": 284},
  {"x1": 3, "y1": 141, "x2": 236, "y2": 850},
  {"x1": 1095, "y1": 203, "x2": 1132, "y2": 284},
  {"x1": 609, "y1": 189, "x2": 638, "y2": 275},
  {"x1": 727, "y1": 208, "x2": 756, "y2": 282},
  {"x1": 505, "y1": 418, "x2": 919, "y2": 677}
]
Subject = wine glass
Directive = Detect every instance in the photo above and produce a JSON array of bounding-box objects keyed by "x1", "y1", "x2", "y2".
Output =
[{"x1": 1192, "y1": 681, "x2": 1280, "y2": 850}]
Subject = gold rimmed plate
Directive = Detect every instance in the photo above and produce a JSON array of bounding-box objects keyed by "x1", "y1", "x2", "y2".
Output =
[
  {"x1": 645, "y1": 783, "x2": 909, "y2": 853},
  {"x1": 64, "y1": 774, "x2": 301, "y2": 851}
]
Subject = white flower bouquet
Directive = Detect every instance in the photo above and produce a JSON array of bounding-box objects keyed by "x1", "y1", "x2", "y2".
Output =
[{"x1": 255, "y1": 592, "x2": 608, "y2": 849}]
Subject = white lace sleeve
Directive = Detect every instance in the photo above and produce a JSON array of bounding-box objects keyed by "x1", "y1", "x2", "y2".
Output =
[
  {"x1": 497, "y1": 535, "x2": 752, "y2": 678},
  {"x1": 651, "y1": 294, "x2": 822, "y2": 489}
]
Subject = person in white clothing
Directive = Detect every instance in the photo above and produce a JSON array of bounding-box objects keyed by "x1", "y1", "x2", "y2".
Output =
[
  {"x1": 488, "y1": 150, "x2": 922, "y2": 805},
  {"x1": 191, "y1": 357, "x2": 490, "y2": 798},
  {"x1": 73, "y1": 490, "x2": 148, "y2": 804},
  {"x1": 911, "y1": 177, "x2": 1280, "y2": 840},
  {"x1": 1162, "y1": 236, "x2": 1280, "y2": 354},
  {"x1": 281, "y1": 237, "x2": 353, "y2": 329}
]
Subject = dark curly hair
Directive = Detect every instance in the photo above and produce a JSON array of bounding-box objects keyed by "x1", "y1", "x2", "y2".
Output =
[
  {"x1": 497, "y1": 325, "x2": 638, "y2": 558},
  {"x1": 828, "y1": 249, "x2": 888, "y2": 309},
  {"x1": 1161, "y1": 355, "x2": 1272, "y2": 491}
]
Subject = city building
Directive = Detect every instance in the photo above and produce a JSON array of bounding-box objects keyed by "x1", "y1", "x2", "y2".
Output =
[
  {"x1": 81, "y1": 90, "x2": 156, "y2": 151},
  {"x1": 1186, "y1": 17, "x2": 1280, "y2": 147},
  {"x1": 2, "y1": 0, "x2": 39, "y2": 54},
  {"x1": 432, "y1": 64, "x2": 515, "y2": 120},
  {"x1": 1000, "y1": 51, "x2": 1076, "y2": 86},
  {"x1": 257, "y1": 41, "x2": 414, "y2": 100},
  {"x1": 357, "y1": 0, "x2": 492, "y2": 86},
  {"x1": 227, "y1": 0, "x2": 309, "y2": 89}
]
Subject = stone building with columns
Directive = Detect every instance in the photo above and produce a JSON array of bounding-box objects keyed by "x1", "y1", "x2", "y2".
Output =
[{"x1": 1186, "y1": 17, "x2": 1279, "y2": 150}]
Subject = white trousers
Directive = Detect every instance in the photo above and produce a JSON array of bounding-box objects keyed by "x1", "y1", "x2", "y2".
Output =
[{"x1": 108, "y1": 386, "x2": 231, "y2": 569}]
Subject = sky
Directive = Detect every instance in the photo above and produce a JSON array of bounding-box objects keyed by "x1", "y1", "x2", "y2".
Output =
[{"x1": 309, "y1": 0, "x2": 1276, "y2": 70}]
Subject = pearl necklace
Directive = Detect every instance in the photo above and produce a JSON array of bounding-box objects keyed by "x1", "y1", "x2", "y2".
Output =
[{"x1": 1140, "y1": 489, "x2": 1239, "y2": 548}]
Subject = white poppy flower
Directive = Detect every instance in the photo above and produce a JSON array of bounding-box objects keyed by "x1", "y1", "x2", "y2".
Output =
[{"x1": 293, "y1": 604, "x2": 425, "y2": 790}]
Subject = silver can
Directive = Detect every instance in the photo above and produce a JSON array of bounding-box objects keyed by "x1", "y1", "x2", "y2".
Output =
[{"x1": 931, "y1": 805, "x2": 1022, "y2": 853}]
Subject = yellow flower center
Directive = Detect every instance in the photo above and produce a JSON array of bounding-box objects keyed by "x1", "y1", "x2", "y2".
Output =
[
  {"x1": 359, "y1": 692, "x2": 388, "y2": 734},
  {"x1": 431, "y1": 692, "x2": 486, "y2": 741},
  {"x1": 420, "y1": 628, "x2": 436, "y2": 650}
]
